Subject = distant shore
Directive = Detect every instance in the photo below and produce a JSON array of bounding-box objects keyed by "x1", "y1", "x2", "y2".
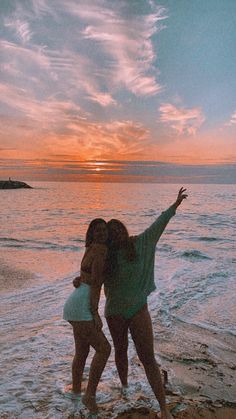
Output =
[{"x1": 0, "y1": 179, "x2": 32, "y2": 189}]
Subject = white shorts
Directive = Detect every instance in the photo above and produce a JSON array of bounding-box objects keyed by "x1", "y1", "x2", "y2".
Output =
[{"x1": 63, "y1": 282, "x2": 93, "y2": 321}]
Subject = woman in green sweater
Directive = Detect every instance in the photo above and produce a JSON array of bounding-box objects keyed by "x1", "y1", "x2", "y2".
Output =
[{"x1": 104, "y1": 187, "x2": 187, "y2": 419}]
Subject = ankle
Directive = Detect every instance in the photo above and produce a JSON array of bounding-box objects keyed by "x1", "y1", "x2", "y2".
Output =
[
  {"x1": 72, "y1": 388, "x2": 81, "y2": 394},
  {"x1": 82, "y1": 393, "x2": 98, "y2": 413}
]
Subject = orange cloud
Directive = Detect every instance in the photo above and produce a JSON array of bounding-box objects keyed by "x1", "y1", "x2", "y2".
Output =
[
  {"x1": 0, "y1": 99, "x2": 150, "y2": 161},
  {"x1": 1, "y1": 101, "x2": 235, "y2": 166},
  {"x1": 146, "y1": 126, "x2": 236, "y2": 164}
]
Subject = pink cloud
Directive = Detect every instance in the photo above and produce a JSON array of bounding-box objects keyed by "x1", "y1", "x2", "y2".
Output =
[
  {"x1": 0, "y1": 81, "x2": 108, "y2": 131},
  {"x1": 228, "y1": 111, "x2": 236, "y2": 125},
  {"x1": 159, "y1": 103, "x2": 205, "y2": 135},
  {"x1": 86, "y1": 91, "x2": 116, "y2": 107},
  {"x1": 1, "y1": 39, "x2": 116, "y2": 108},
  {"x1": 1, "y1": 1, "x2": 166, "y2": 107},
  {"x1": 0, "y1": 40, "x2": 50, "y2": 69},
  {"x1": 4, "y1": 18, "x2": 32, "y2": 44},
  {"x1": 79, "y1": 3, "x2": 166, "y2": 96}
]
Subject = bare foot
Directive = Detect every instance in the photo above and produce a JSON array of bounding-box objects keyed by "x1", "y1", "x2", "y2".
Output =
[
  {"x1": 63, "y1": 384, "x2": 81, "y2": 401},
  {"x1": 82, "y1": 394, "x2": 98, "y2": 413},
  {"x1": 64, "y1": 391, "x2": 81, "y2": 400}
]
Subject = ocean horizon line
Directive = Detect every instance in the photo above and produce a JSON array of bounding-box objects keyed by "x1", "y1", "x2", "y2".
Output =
[{"x1": 1, "y1": 179, "x2": 235, "y2": 185}]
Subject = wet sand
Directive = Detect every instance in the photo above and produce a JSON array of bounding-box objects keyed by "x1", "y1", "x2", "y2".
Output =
[
  {"x1": 98, "y1": 317, "x2": 236, "y2": 418},
  {"x1": 0, "y1": 259, "x2": 35, "y2": 293},
  {"x1": 116, "y1": 406, "x2": 236, "y2": 418}
]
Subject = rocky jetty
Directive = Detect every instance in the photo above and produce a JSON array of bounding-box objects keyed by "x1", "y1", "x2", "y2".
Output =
[{"x1": 0, "y1": 180, "x2": 32, "y2": 189}]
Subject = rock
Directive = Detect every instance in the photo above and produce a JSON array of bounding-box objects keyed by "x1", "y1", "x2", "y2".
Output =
[{"x1": 0, "y1": 180, "x2": 32, "y2": 189}]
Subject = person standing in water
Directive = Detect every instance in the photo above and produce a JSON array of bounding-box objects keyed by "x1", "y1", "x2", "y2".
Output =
[
  {"x1": 63, "y1": 218, "x2": 111, "y2": 415},
  {"x1": 104, "y1": 188, "x2": 187, "y2": 419}
]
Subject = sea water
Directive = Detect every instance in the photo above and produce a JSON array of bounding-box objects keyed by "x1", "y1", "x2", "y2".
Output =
[{"x1": 0, "y1": 182, "x2": 235, "y2": 417}]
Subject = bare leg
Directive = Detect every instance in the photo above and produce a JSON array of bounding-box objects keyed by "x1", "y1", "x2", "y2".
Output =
[
  {"x1": 70, "y1": 321, "x2": 90, "y2": 394},
  {"x1": 85, "y1": 325, "x2": 111, "y2": 395},
  {"x1": 106, "y1": 315, "x2": 129, "y2": 387},
  {"x1": 81, "y1": 322, "x2": 111, "y2": 413},
  {"x1": 129, "y1": 305, "x2": 173, "y2": 419}
]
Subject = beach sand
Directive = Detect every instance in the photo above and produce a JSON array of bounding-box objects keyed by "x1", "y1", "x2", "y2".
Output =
[
  {"x1": 115, "y1": 406, "x2": 236, "y2": 418},
  {"x1": 0, "y1": 258, "x2": 35, "y2": 293},
  {"x1": 96, "y1": 317, "x2": 236, "y2": 418}
]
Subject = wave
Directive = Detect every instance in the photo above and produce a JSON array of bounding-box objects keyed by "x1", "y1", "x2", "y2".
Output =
[
  {"x1": 191, "y1": 236, "x2": 235, "y2": 243},
  {"x1": 156, "y1": 243, "x2": 174, "y2": 253},
  {"x1": 140, "y1": 209, "x2": 157, "y2": 217},
  {"x1": 179, "y1": 249, "x2": 212, "y2": 260},
  {"x1": 197, "y1": 236, "x2": 221, "y2": 242},
  {"x1": 197, "y1": 214, "x2": 233, "y2": 229},
  {"x1": 0, "y1": 237, "x2": 82, "y2": 252}
]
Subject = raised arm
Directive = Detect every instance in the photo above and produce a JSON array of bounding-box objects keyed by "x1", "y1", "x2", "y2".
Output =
[{"x1": 139, "y1": 187, "x2": 188, "y2": 244}]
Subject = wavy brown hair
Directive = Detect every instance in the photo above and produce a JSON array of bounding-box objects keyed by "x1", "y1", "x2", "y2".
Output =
[
  {"x1": 85, "y1": 218, "x2": 107, "y2": 247},
  {"x1": 105, "y1": 219, "x2": 136, "y2": 277}
]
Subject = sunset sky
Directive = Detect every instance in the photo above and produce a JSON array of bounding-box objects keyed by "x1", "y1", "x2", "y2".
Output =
[{"x1": 0, "y1": 0, "x2": 235, "y2": 182}]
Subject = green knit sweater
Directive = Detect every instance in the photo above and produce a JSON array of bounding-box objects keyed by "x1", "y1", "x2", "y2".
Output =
[{"x1": 104, "y1": 205, "x2": 176, "y2": 318}]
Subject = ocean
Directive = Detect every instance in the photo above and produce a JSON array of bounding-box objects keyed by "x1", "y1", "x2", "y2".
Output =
[{"x1": 0, "y1": 182, "x2": 235, "y2": 418}]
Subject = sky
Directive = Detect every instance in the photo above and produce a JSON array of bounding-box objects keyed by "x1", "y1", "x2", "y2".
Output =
[{"x1": 0, "y1": 0, "x2": 236, "y2": 183}]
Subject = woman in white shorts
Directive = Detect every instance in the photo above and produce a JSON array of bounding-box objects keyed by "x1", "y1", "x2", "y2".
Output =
[{"x1": 63, "y1": 218, "x2": 111, "y2": 414}]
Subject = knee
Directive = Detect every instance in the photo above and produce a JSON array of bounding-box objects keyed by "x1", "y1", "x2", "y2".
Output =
[
  {"x1": 115, "y1": 344, "x2": 128, "y2": 360},
  {"x1": 75, "y1": 347, "x2": 89, "y2": 359}
]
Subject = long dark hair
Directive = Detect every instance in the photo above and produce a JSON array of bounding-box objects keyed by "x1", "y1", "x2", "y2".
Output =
[
  {"x1": 85, "y1": 218, "x2": 107, "y2": 247},
  {"x1": 106, "y1": 219, "x2": 136, "y2": 277}
]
